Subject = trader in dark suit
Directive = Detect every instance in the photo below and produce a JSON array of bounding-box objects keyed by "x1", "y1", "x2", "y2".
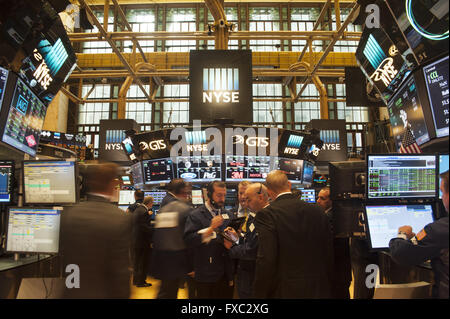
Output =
[
  {"x1": 132, "y1": 196, "x2": 154, "y2": 287},
  {"x1": 126, "y1": 190, "x2": 144, "y2": 214},
  {"x1": 160, "y1": 179, "x2": 185, "y2": 208},
  {"x1": 60, "y1": 163, "x2": 132, "y2": 298},
  {"x1": 254, "y1": 170, "x2": 334, "y2": 298},
  {"x1": 317, "y1": 187, "x2": 352, "y2": 299},
  {"x1": 224, "y1": 183, "x2": 269, "y2": 299},
  {"x1": 184, "y1": 181, "x2": 234, "y2": 299}
]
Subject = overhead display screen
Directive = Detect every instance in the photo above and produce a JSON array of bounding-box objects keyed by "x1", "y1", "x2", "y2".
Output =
[
  {"x1": 23, "y1": 160, "x2": 77, "y2": 204},
  {"x1": 0, "y1": 160, "x2": 13, "y2": 203},
  {"x1": 6, "y1": 207, "x2": 62, "y2": 254},
  {"x1": 367, "y1": 154, "x2": 436, "y2": 199},
  {"x1": 143, "y1": 158, "x2": 174, "y2": 184},
  {"x1": 365, "y1": 204, "x2": 434, "y2": 249},
  {"x1": 387, "y1": 75, "x2": 430, "y2": 149},
  {"x1": 1, "y1": 77, "x2": 47, "y2": 157},
  {"x1": 131, "y1": 162, "x2": 144, "y2": 188},
  {"x1": 422, "y1": 55, "x2": 449, "y2": 138},
  {"x1": 225, "y1": 155, "x2": 273, "y2": 182},
  {"x1": 0, "y1": 66, "x2": 9, "y2": 108},
  {"x1": 176, "y1": 155, "x2": 222, "y2": 182},
  {"x1": 274, "y1": 158, "x2": 304, "y2": 183},
  {"x1": 302, "y1": 161, "x2": 314, "y2": 185}
]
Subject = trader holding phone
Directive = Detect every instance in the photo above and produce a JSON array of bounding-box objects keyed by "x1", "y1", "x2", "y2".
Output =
[{"x1": 223, "y1": 183, "x2": 269, "y2": 299}]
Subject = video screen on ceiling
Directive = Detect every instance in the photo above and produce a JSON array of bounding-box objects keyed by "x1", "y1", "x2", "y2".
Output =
[
  {"x1": 225, "y1": 155, "x2": 273, "y2": 182},
  {"x1": 176, "y1": 155, "x2": 222, "y2": 182},
  {"x1": 142, "y1": 158, "x2": 174, "y2": 184}
]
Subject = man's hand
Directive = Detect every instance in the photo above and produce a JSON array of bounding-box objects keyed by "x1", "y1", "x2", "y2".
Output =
[
  {"x1": 224, "y1": 227, "x2": 237, "y2": 238},
  {"x1": 187, "y1": 271, "x2": 195, "y2": 278},
  {"x1": 210, "y1": 215, "x2": 224, "y2": 229},
  {"x1": 398, "y1": 225, "x2": 415, "y2": 240}
]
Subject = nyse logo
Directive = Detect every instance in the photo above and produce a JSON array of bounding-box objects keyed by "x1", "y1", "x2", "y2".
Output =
[
  {"x1": 284, "y1": 147, "x2": 299, "y2": 155},
  {"x1": 202, "y1": 68, "x2": 239, "y2": 104},
  {"x1": 105, "y1": 143, "x2": 123, "y2": 151},
  {"x1": 140, "y1": 139, "x2": 167, "y2": 151},
  {"x1": 320, "y1": 130, "x2": 341, "y2": 152},
  {"x1": 187, "y1": 144, "x2": 208, "y2": 152}
]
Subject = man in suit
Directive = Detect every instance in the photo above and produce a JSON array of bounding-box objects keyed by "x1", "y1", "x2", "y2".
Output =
[
  {"x1": 151, "y1": 180, "x2": 193, "y2": 298},
  {"x1": 317, "y1": 187, "x2": 352, "y2": 299},
  {"x1": 126, "y1": 190, "x2": 144, "y2": 214},
  {"x1": 184, "y1": 181, "x2": 234, "y2": 299},
  {"x1": 132, "y1": 196, "x2": 154, "y2": 287},
  {"x1": 224, "y1": 183, "x2": 269, "y2": 299},
  {"x1": 254, "y1": 170, "x2": 334, "y2": 298},
  {"x1": 60, "y1": 163, "x2": 132, "y2": 298},
  {"x1": 160, "y1": 179, "x2": 185, "y2": 208}
]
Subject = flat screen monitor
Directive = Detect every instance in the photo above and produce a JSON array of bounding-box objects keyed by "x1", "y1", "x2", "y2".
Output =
[
  {"x1": 0, "y1": 66, "x2": 9, "y2": 108},
  {"x1": 192, "y1": 189, "x2": 204, "y2": 205},
  {"x1": 225, "y1": 155, "x2": 272, "y2": 182},
  {"x1": 121, "y1": 175, "x2": 131, "y2": 185},
  {"x1": 0, "y1": 160, "x2": 14, "y2": 203},
  {"x1": 23, "y1": 160, "x2": 77, "y2": 204},
  {"x1": 367, "y1": 154, "x2": 436, "y2": 199},
  {"x1": 142, "y1": 158, "x2": 174, "y2": 184},
  {"x1": 1, "y1": 77, "x2": 47, "y2": 157},
  {"x1": 329, "y1": 161, "x2": 366, "y2": 200},
  {"x1": 387, "y1": 75, "x2": 430, "y2": 150},
  {"x1": 176, "y1": 155, "x2": 222, "y2": 182},
  {"x1": 302, "y1": 161, "x2": 314, "y2": 185},
  {"x1": 6, "y1": 207, "x2": 62, "y2": 254},
  {"x1": 299, "y1": 188, "x2": 315, "y2": 203},
  {"x1": 118, "y1": 190, "x2": 135, "y2": 205},
  {"x1": 144, "y1": 191, "x2": 167, "y2": 206},
  {"x1": 365, "y1": 204, "x2": 434, "y2": 250},
  {"x1": 422, "y1": 55, "x2": 449, "y2": 138},
  {"x1": 439, "y1": 154, "x2": 449, "y2": 199},
  {"x1": 131, "y1": 162, "x2": 144, "y2": 188},
  {"x1": 274, "y1": 158, "x2": 303, "y2": 183}
]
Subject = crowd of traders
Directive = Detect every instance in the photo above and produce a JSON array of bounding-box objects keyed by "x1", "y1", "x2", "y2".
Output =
[{"x1": 59, "y1": 163, "x2": 449, "y2": 299}]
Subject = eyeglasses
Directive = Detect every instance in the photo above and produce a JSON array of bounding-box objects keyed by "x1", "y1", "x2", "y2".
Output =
[{"x1": 257, "y1": 183, "x2": 263, "y2": 194}]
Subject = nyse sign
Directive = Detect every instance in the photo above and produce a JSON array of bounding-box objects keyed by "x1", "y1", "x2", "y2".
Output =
[
  {"x1": 203, "y1": 91, "x2": 239, "y2": 103},
  {"x1": 105, "y1": 143, "x2": 122, "y2": 151},
  {"x1": 32, "y1": 49, "x2": 53, "y2": 90}
]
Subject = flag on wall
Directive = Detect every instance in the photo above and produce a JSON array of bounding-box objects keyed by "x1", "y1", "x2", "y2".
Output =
[{"x1": 399, "y1": 126, "x2": 422, "y2": 154}]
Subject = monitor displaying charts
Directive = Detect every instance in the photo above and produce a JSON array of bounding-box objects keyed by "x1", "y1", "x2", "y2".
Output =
[
  {"x1": 191, "y1": 189, "x2": 204, "y2": 205},
  {"x1": 422, "y1": 55, "x2": 449, "y2": 138},
  {"x1": 144, "y1": 191, "x2": 167, "y2": 206},
  {"x1": 118, "y1": 190, "x2": 135, "y2": 205},
  {"x1": 6, "y1": 207, "x2": 62, "y2": 253},
  {"x1": 367, "y1": 154, "x2": 436, "y2": 199},
  {"x1": 225, "y1": 155, "x2": 272, "y2": 182},
  {"x1": 142, "y1": 158, "x2": 174, "y2": 184},
  {"x1": 274, "y1": 158, "x2": 303, "y2": 183},
  {"x1": 365, "y1": 204, "x2": 434, "y2": 249},
  {"x1": 0, "y1": 160, "x2": 14, "y2": 203},
  {"x1": 176, "y1": 155, "x2": 222, "y2": 182},
  {"x1": 298, "y1": 188, "x2": 316, "y2": 203}
]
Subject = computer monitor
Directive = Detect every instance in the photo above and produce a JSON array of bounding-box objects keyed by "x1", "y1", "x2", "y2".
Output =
[
  {"x1": 144, "y1": 191, "x2": 167, "y2": 206},
  {"x1": 439, "y1": 154, "x2": 449, "y2": 199},
  {"x1": 121, "y1": 175, "x2": 131, "y2": 185},
  {"x1": 118, "y1": 190, "x2": 135, "y2": 205},
  {"x1": 0, "y1": 160, "x2": 14, "y2": 203},
  {"x1": 23, "y1": 160, "x2": 77, "y2": 204},
  {"x1": 192, "y1": 189, "x2": 204, "y2": 205},
  {"x1": 387, "y1": 75, "x2": 430, "y2": 150},
  {"x1": 298, "y1": 188, "x2": 316, "y2": 203},
  {"x1": 118, "y1": 205, "x2": 129, "y2": 212},
  {"x1": 302, "y1": 161, "x2": 314, "y2": 186},
  {"x1": 329, "y1": 161, "x2": 366, "y2": 200},
  {"x1": 225, "y1": 155, "x2": 272, "y2": 182},
  {"x1": 142, "y1": 158, "x2": 174, "y2": 185},
  {"x1": 6, "y1": 207, "x2": 62, "y2": 254},
  {"x1": 274, "y1": 158, "x2": 303, "y2": 183},
  {"x1": 422, "y1": 55, "x2": 449, "y2": 138},
  {"x1": 131, "y1": 162, "x2": 144, "y2": 188},
  {"x1": 1, "y1": 77, "x2": 47, "y2": 157},
  {"x1": 176, "y1": 155, "x2": 222, "y2": 182},
  {"x1": 367, "y1": 154, "x2": 437, "y2": 199},
  {"x1": 365, "y1": 204, "x2": 434, "y2": 250}
]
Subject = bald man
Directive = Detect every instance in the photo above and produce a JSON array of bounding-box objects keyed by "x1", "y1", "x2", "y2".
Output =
[
  {"x1": 224, "y1": 183, "x2": 269, "y2": 299},
  {"x1": 254, "y1": 170, "x2": 334, "y2": 298}
]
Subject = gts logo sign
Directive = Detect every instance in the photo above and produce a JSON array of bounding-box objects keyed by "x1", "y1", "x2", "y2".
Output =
[{"x1": 139, "y1": 139, "x2": 167, "y2": 151}]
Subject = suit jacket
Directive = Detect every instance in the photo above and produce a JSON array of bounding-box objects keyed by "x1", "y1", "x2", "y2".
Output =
[
  {"x1": 132, "y1": 204, "x2": 153, "y2": 246},
  {"x1": 160, "y1": 193, "x2": 177, "y2": 209},
  {"x1": 59, "y1": 195, "x2": 132, "y2": 299},
  {"x1": 184, "y1": 205, "x2": 234, "y2": 283},
  {"x1": 254, "y1": 193, "x2": 334, "y2": 298}
]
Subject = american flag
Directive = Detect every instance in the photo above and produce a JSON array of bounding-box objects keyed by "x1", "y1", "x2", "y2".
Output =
[{"x1": 399, "y1": 126, "x2": 422, "y2": 154}]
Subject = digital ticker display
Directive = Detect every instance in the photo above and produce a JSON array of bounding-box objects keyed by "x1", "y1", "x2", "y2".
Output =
[
  {"x1": 367, "y1": 155, "x2": 436, "y2": 199},
  {"x1": 423, "y1": 56, "x2": 449, "y2": 138},
  {"x1": 0, "y1": 160, "x2": 13, "y2": 203},
  {"x1": 225, "y1": 155, "x2": 272, "y2": 182},
  {"x1": 176, "y1": 155, "x2": 222, "y2": 182},
  {"x1": 143, "y1": 158, "x2": 174, "y2": 184},
  {"x1": 1, "y1": 78, "x2": 47, "y2": 157},
  {"x1": 387, "y1": 76, "x2": 430, "y2": 150}
]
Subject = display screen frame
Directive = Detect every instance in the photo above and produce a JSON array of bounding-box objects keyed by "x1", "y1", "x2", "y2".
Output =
[
  {"x1": 22, "y1": 159, "x2": 78, "y2": 205},
  {"x1": 6, "y1": 206, "x2": 63, "y2": 254},
  {"x1": 142, "y1": 157, "x2": 175, "y2": 185}
]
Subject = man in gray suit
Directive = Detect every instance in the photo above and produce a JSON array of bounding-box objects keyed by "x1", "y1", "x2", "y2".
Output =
[{"x1": 60, "y1": 163, "x2": 132, "y2": 298}]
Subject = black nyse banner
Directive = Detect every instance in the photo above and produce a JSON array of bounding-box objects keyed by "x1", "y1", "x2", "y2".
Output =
[
  {"x1": 308, "y1": 120, "x2": 348, "y2": 163},
  {"x1": 189, "y1": 50, "x2": 253, "y2": 124},
  {"x1": 98, "y1": 119, "x2": 140, "y2": 163}
]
